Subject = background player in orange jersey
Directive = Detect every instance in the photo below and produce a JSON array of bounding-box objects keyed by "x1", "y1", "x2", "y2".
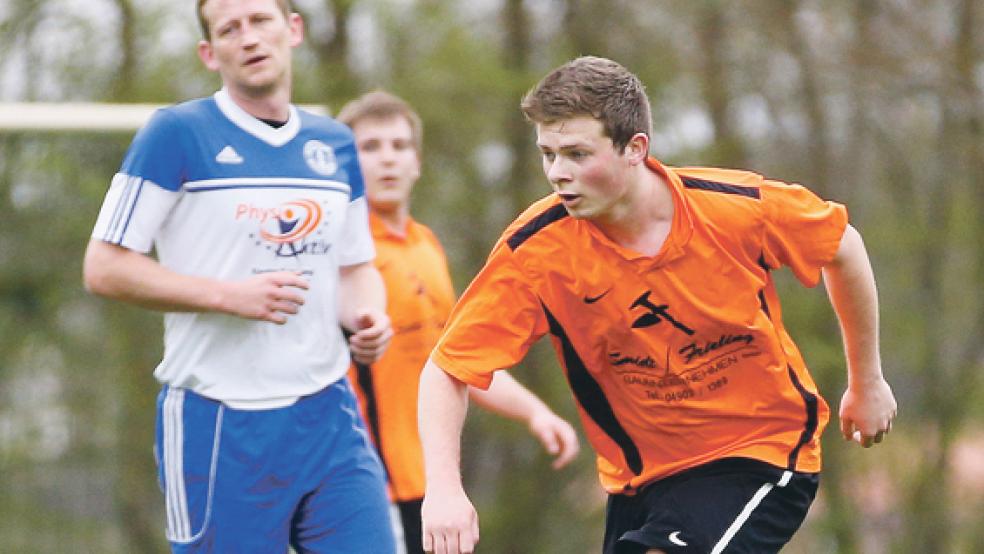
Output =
[
  {"x1": 336, "y1": 90, "x2": 580, "y2": 554},
  {"x1": 418, "y1": 56, "x2": 897, "y2": 554}
]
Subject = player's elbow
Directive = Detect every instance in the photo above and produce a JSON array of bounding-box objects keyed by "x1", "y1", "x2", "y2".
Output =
[
  {"x1": 82, "y1": 241, "x2": 120, "y2": 297},
  {"x1": 82, "y1": 256, "x2": 110, "y2": 297}
]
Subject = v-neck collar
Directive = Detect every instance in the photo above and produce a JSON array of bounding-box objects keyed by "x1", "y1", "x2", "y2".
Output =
[
  {"x1": 214, "y1": 88, "x2": 300, "y2": 147},
  {"x1": 583, "y1": 157, "x2": 694, "y2": 267}
]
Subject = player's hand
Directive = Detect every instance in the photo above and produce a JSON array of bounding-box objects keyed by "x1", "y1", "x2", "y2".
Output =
[
  {"x1": 839, "y1": 376, "x2": 897, "y2": 448},
  {"x1": 218, "y1": 271, "x2": 309, "y2": 324},
  {"x1": 347, "y1": 309, "x2": 393, "y2": 365},
  {"x1": 422, "y1": 485, "x2": 479, "y2": 554},
  {"x1": 528, "y1": 408, "x2": 580, "y2": 469}
]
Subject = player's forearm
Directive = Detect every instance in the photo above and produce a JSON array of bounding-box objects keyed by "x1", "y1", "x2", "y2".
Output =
[
  {"x1": 470, "y1": 371, "x2": 550, "y2": 423},
  {"x1": 419, "y1": 358, "x2": 470, "y2": 492},
  {"x1": 337, "y1": 261, "x2": 387, "y2": 331},
  {"x1": 83, "y1": 239, "x2": 224, "y2": 313},
  {"x1": 822, "y1": 225, "x2": 883, "y2": 384}
]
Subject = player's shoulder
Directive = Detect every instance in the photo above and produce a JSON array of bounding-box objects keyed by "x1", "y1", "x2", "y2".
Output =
[
  {"x1": 138, "y1": 97, "x2": 218, "y2": 139},
  {"x1": 672, "y1": 166, "x2": 767, "y2": 196},
  {"x1": 410, "y1": 219, "x2": 440, "y2": 242},
  {"x1": 161, "y1": 96, "x2": 218, "y2": 122},
  {"x1": 500, "y1": 195, "x2": 570, "y2": 252},
  {"x1": 673, "y1": 165, "x2": 811, "y2": 196},
  {"x1": 296, "y1": 108, "x2": 355, "y2": 141}
]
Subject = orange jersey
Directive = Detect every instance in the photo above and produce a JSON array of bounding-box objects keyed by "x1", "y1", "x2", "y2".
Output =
[
  {"x1": 432, "y1": 158, "x2": 847, "y2": 494},
  {"x1": 349, "y1": 212, "x2": 456, "y2": 501}
]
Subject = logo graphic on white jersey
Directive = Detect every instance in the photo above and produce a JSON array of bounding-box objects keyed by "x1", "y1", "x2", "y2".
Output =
[
  {"x1": 259, "y1": 199, "x2": 324, "y2": 244},
  {"x1": 215, "y1": 145, "x2": 244, "y2": 164},
  {"x1": 237, "y1": 198, "x2": 333, "y2": 259},
  {"x1": 303, "y1": 140, "x2": 337, "y2": 175},
  {"x1": 669, "y1": 531, "x2": 688, "y2": 546}
]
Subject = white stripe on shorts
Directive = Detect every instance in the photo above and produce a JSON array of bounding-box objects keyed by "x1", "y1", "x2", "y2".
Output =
[
  {"x1": 710, "y1": 470, "x2": 794, "y2": 554},
  {"x1": 162, "y1": 388, "x2": 224, "y2": 544},
  {"x1": 163, "y1": 388, "x2": 190, "y2": 542}
]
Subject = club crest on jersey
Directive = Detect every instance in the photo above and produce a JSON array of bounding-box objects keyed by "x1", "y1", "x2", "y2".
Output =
[{"x1": 303, "y1": 140, "x2": 338, "y2": 176}]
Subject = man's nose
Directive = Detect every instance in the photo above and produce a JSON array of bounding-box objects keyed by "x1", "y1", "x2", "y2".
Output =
[
  {"x1": 546, "y1": 158, "x2": 569, "y2": 183},
  {"x1": 240, "y1": 21, "x2": 260, "y2": 47},
  {"x1": 379, "y1": 145, "x2": 398, "y2": 163}
]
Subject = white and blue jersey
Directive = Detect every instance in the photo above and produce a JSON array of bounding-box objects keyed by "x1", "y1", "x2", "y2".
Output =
[{"x1": 92, "y1": 89, "x2": 376, "y2": 407}]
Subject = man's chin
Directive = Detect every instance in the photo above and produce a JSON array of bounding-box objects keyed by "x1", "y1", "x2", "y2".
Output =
[{"x1": 563, "y1": 206, "x2": 591, "y2": 219}]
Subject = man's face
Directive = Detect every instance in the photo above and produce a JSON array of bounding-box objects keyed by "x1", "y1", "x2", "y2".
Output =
[
  {"x1": 351, "y1": 116, "x2": 421, "y2": 215},
  {"x1": 536, "y1": 116, "x2": 632, "y2": 220},
  {"x1": 197, "y1": 0, "x2": 302, "y2": 98}
]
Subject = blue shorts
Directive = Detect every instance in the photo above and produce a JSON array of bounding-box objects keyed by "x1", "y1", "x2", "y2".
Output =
[{"x1": 154, "y1": 379, "x2": 396, "y2": 553}]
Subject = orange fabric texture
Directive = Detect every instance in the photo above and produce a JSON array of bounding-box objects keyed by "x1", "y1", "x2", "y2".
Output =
[
  {"x1": 349, "y1": 212, "x2": 455, "y2": 501},
  {"x1": 432, "y1": 158, "x2": 848, "y2": 494}
]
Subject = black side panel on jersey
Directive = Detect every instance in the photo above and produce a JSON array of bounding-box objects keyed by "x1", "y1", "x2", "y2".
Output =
[
  {"x1": 345, "y1": 324, "x2": 390, "y2": 480},
  {"x1": 785, "y1": 365, "x2": 819, "y2": 469},
  {"x1": 507, "y1": 204, "x2": 570, "y2": 251},
  {"x1": 543, "y1": 303, "x2": 643, "y2": 476}
]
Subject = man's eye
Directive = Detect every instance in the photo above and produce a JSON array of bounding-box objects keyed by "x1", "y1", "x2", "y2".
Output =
[{"x1": 542, "y1": 152, "x2": 555, "y2": 162}]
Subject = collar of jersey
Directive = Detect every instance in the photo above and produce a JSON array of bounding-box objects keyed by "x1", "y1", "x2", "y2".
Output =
[
  {"x1": 645, "y1": 157, "x2": 695, "y2": 265},
  {"x1": 214, "y1": 88, "x2": 300, "y2": 147},
  {"x1": 369, "y1": 211, "x2": 416, "y2": 242},
  {"x1": 583, "y1": 157, "x2": 694, "y2": 266}
]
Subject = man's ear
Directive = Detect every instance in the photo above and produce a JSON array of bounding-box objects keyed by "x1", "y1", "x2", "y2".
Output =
[
  {"x1": 288, "y1": 13, "x2": 304, "y2": 47},
  {"x1": 624, "y1": 132, "x2": 650, "y2": 165},
  {"x1": 197, "y1": 40, "x2": 219, "y2": 72}
]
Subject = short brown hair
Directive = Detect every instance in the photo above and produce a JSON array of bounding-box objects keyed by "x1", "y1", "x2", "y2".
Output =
[
  {"x1": 521, "y1": 56, "x2": 652, "y2": 153},
  {"x1": 197, "y1": 0, "x2": 292, "y2": 40},
  {"x1": 336, "y1": 90, "x2": 424, "y2": 154}
]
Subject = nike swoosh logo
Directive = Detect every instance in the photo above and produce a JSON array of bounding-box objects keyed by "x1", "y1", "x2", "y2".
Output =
[
  {"x1": 583, "y1": 288, "x2": 612, "y2": 304},
  {"x1": 669, "y1": 531, "x2": 688, "y2": 546}
]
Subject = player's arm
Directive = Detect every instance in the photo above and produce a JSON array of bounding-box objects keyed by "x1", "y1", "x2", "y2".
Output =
[
  {"x1": 418, "y1": 358, "x2": 479, "y2": 554},
  {"x1": 821, "y1": 224, "x2": 897, "y2": 448},
  {"x1": 337, "y1": 261, "x2": 392, "y2": 365},
  {"x1": 83, "y1": 239, "x2": 308, "y2": 323},
  {"x1": 469, "y1": 373, "x2": 579, "y2": 469}
]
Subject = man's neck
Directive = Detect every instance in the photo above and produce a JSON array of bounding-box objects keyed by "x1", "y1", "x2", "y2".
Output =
[
  {"x1": 226, "y1": 85, "x2": 292, "y2": 122},
  {"x1": 373, "y1": 206, "x2": 411, "y2": 237},
  {"x1": 593, "y1": 166, "x2": 674, "y2": 256}
]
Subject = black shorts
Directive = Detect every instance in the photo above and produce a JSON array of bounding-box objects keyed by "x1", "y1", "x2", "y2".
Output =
[{"x1": 604, "y1": 458, "x2": 819, "y2": 554}]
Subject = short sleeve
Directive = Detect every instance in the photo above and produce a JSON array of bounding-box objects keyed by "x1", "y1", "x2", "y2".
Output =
[
  {"x1": 336, "y1": 196, "x2": 376, "y2": 266},
  {"x1": 760, "y1": 181, "x2": 848, "y2": 287},
  {"x1": 336, "y1": 132, "x2": 365, "y2": 201},
  {"x1": 90, "y1": 109, "x2": 185, "y2": 252},
  {"x1": 431, "y1": 241, "x2": 547, "y2": 389},
  {"x1": 120, "y1": 109, "x2": 187, "y2": 192}
]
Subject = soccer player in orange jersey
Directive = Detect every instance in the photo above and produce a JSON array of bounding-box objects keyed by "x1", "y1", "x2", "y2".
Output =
[
  {"x1": 418, "y1": 57, "x2": 897, "y2": 554},
  {"x1": 336, "y1": 91, "x2": 580, "y2": 554}
]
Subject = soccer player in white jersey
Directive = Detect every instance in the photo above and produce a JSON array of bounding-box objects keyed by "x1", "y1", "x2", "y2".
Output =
[{"x1": 83, "y1": 1, "x2": 397, "y2": 552}]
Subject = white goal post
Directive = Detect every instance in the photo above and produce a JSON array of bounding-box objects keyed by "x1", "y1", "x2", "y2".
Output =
[{"x1": 0, "y1": 102, "x2": 328, "y2": 132}]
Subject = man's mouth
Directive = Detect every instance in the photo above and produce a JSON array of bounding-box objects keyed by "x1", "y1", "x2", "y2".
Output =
[
  {"x1": 557, "y1": 192, "x2": 581, "y2": 203},
  {"x1": 245, "y1": 54, "x2": 268, "y2": 67}
]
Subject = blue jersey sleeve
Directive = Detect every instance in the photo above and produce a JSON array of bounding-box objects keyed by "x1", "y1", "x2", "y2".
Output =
[
  {"x1": 334, "y1": 128, "x2": 365, "y2": 202},
  {"x1": 119, "y1": 109, "x2": 187, "y2": 191}
]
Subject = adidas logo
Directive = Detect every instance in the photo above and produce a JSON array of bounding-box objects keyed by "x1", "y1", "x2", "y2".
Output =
[{"x1": 215, "y1": 145, "x2": 244, "y2": 164}]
